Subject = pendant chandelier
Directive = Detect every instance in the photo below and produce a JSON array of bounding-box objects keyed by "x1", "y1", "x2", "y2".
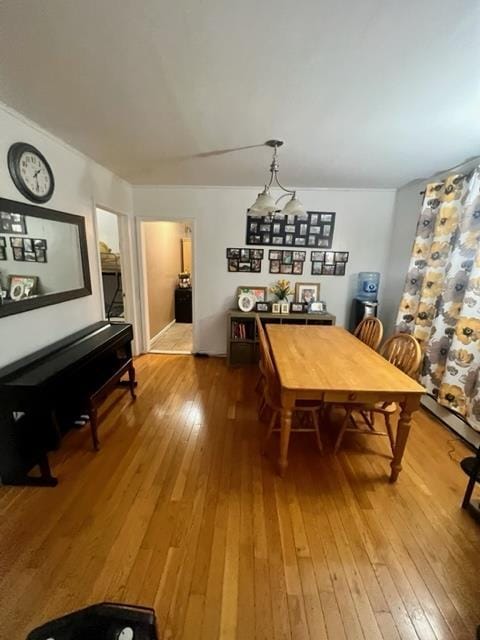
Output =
[{"x1": 248, "y1": 139, "x2": 306, "y2": 219}]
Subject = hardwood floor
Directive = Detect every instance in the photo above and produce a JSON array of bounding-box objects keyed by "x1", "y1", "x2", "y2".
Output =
[{"x1": 0, "y1": 354, "x2": 479, "y2": 639}]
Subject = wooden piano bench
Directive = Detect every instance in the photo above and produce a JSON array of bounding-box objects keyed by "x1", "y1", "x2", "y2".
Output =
[{"x1": 85, "y1": 358, "x2": 136, "y2": 451}]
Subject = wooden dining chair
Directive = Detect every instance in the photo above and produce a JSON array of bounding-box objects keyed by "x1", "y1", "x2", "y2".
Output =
[
  {"x1": 255, "y1": 315, "x2": 267, "y2": 411},
  {"x1": 354, "y1": 316, "x2": 383, "y2": 351},
  {"x1": 257, "y1": 321, "x2": 324, "y2": 453},
  {"x1": 334, "y1": 333, "x2": 422, "y2": 454}
]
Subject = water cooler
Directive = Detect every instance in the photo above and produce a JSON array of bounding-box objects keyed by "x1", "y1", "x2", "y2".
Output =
[{"x1": 351, "y1": 272, "x2": 380, "y2": 330}]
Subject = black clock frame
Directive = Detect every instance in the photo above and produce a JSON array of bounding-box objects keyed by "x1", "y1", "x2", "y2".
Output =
[{"x1": 7, "y1": 142, "x2": 55, "y2": 204}]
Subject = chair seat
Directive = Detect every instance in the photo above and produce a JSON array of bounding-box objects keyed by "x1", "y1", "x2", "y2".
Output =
[
  {"x1": 461, "y1": 457, "x2": 480, "y2": 482},
  {"x1": 361, "y1": 401, "x2": 397, "y2": 414}
]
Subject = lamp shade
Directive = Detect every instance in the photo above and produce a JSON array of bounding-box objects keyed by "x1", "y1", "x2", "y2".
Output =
[
  {"x1": 248, "y1": 186, "x2": 276, "y2": 217},
  {"x1": 281, "y1": 194, "x2": 306, "y2": 218}
]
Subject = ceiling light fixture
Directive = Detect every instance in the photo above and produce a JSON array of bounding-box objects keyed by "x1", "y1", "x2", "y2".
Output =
[{"x1": 248, "y1": 139, "x2": 306, "y2": 219}]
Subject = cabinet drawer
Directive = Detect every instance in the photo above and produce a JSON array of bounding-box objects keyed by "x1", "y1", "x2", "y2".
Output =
[{"x1": 324, "y1": 391, "x2": 384, "y2": 404}]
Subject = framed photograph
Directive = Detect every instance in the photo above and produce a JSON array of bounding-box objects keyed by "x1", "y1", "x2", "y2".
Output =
[
  {"x1": 24, "y1": 251, "x2": 37, "y2": 262},
  {"x1": 13, "y1": 247, "x2": 24, "y2": 261},
  {"x1": 10, "y1": 236, "x2": 23, "y2": 248},
  {"x1": 226, "y1": 248, "x2": 240, "y2": 259},
  {"x1": 293, "y1": 251, "x2": 306, "y2": 261},
  {"x1": 280, "y1": 263, "x2": 293, "y2": 274},
  {"x1": 283, "y1": 251, "x2": 293, "y2": 264},
  {"x1": 251, "y1": 259, "x2": 261, "y2": 272},
  {"x1": 325, "y1": 251, "x2": 335, "y2": 264},
  {"x1": 293, "y1": 261, "x2": 303, "y2": 275},
  {"x1": 252, "y1": 249, "x2": 264, "y2": 259},
  {"x1": 269, "y1": 260, "x2": 280, "y2": 274},
  {"x1": 311, "y1": 261, "x2": 323, "y2": 275},
  {"x1": 280, "y1": 302, "x2": 289, "y2": 314},
  {"x1": 256, "y1": 302, "x2": 270, "y2": 312},
  {"x1": 35, "y1": 249, "x2": 47, "y2": 263},
  {"x1": 335, "y1": 262, "x2": 346, "y2": 275},
  {"x1": 0, "y1": 211, "x2": 27, "y2": 234},
  {"x1": 237, "y1": 286, "x2": 267, "y2": 303},
  {"x1": 269, "y1": 250, "x2": 282, "y2": 260},
  {"x1": 246, "y1": 212, "x2": 335, "y2": 248},
  {"x1": 33, "y1": 238, "x2": 47, "y2": 250},
  {"x1": 228, "y1": 259, "x2": 239, "y2": 272},
  {"x1": 311, "y1": 251, "x2": 325, "y2": 262},
  {"x1": 309, "y1": 301, "x2": 326, "y2": 313},
  {"x1": 295, "y1": 282, "x2": 320, "y2": 304},
  {"x1": 23, "y1": 238, "x2": 33, "y2": 252},
  {"x1": 334, "y1": 251, "x2": 349, "y2": 262},
  {"x1": 290, "y1": 302, "x2": 305, "y2": 313},
  {"x1": 0, "y1": 236, "x2": 5, "y2": 248},
  {"x1": 240, "y1": 248, "x2": 250, "y2": 262},
  {"x1": 272, "y1": 302, "x2": 281, "y2": 314},
  {"x1": 9, "y1": 275, "x2": 38, "y2": 299},
  {"x1": 238, "y1": 292, "x2": 256, "y2": 312},
  {"x1": 322, "y1": 264, "x2": 335, "y2": 275},
  {"x1": 0, "y1": 247, "x2": 6, "y2": 261}
]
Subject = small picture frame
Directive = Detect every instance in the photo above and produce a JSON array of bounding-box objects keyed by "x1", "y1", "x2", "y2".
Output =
[
  {"x1": 23, "y1": 238, "x2": 33, "y2": 252},
  {"x1": 24, "y1": 251, "x2": 37, "y2": 262},
  {"x1": 228, "y1": 259, "x2": 239, "y2": 272},
  {"x1": 256, "y1": 302, "x2": 270, "y2": 312},
  {"x1": 0, "y1": 247, "x2": 6, "y2": 261},
  {"x1": 324, "y1": 251, "x2": 335, "y2": 265},
  {"x1": 251, "y1": 259, "x2": 261, "y2": 272},
  {"x1": 272, "y1": 302, "x2": 281, "y2": 314},
  {"x1": 295, "y1": 282, "x2": 320, "y2": 304},
  {"x1": 237, "y1": 286, "x2": 267, "y2": 303},
  {"x1": 270, "y1": 260, "x2": 280, "y2": 274},
  {"x1": 335, "y1": 262, "x2": 346, "y2": 275},
  {"x1": 311, "y1": 251, "x2": 325, "y2": 262},
  {"x1": 308, "y1": 301, "x2": 326, "y2": 313},
  {"x1": 334, "y1": 251, "x2": 349, "y2": 262},
  {"x1": 13, "y1": 247, "x2": 24, "y2": 261},
  {"x1": 280, "y1": 302, "x2": 289, "y2": 314},
  {"x1": 280, "y1": 263, "x2": 292, "y2": 274},
  {"x1": 290, "y1": 302, "x2": 305, "y2": 313},
  {"x1": 269, "y1": 250, "x2": 282, "y2": 260},
  {"x1": 10, "y1": 237, "x2": 23, "y2": 248},
  {"x1": 322, "y1": 264, "x2": 335, "y2": 275},
  {"x1": 311, "y1": 261, "x2": 323, "y2": 275},
  {"x1": 226, "y1": 248, "x2": 240, "y2": 259},
  {"x1": 292, "y1": 261, "x2": 303, "y2": 275},
  {"x1": 33, "y1": 238, "x2": 47, "y2": 250},
  {"x1": 35, "y1": 249, "x2": 47, "y2": 263},
  {"x1": 293, "y1": 251, "x2": 306, "y2": 261},
  {"x1": 0, "y1": 237, "x2": 6, "y2": 248}
]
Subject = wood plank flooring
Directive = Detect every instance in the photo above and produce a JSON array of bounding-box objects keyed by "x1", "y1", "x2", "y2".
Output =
[{"x1": 0, "y1": 354, "x2": 479, "y2": 639}]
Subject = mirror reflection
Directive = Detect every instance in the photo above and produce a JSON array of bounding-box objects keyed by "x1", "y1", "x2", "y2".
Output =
[{"x1": 0, "y1": 214, "x2": 84, "y2": 304}]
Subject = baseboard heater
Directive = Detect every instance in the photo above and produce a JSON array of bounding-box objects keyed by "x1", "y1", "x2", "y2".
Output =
[{"x1": 421, "y1": 394, "x2": 480, "y2": 449}]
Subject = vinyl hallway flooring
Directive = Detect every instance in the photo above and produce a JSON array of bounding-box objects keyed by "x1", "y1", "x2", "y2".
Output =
[{"x1": 150, "y1": 322, "x2": 192, "y2": 353}]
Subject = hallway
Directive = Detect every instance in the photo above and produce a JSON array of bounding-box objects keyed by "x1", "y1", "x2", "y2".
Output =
[{"x1": 150, "y1": 322, "x2": 192, "y2": 352}]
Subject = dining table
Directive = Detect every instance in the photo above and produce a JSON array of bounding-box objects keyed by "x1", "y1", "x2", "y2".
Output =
[{"x1": 266, "y1": 324, "x2": 425, "y2": 481}]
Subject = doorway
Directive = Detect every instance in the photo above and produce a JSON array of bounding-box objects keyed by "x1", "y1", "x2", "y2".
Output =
[
  {"x1": 96, "y1": 208, "x2": 126, "y2": 321},
  {"x1": 139, "y1": 220, "x2": 193, "y2": 354}
]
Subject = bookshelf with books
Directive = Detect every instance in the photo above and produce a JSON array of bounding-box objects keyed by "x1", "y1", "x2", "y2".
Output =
[{"x1": 227, "y1": 310, "x2": 336, "y2": 366}]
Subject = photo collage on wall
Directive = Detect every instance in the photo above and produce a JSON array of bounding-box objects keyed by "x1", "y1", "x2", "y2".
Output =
[
  {"x1": 9, "y1": 237, "x2": 48, "y2": 263},
  {"x1": 226, "y1": 248, "x2": 264, "y2": 272},
  {"x1": 0, "y1": 211, "x2": 27, "y2": 235},
  {"x1": 269, "y1": 250, "x2": 306, "y2": 275},
  {"x1": 246, "y1": 211, "x2": 335, "y2": 248},
  {"x1": 311, "y1": 251, "x2": 349, "y2": 276}
]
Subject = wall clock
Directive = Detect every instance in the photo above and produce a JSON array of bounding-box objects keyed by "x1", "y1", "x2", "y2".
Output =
[{"x1": 7, "y1": 142, "x2": 55, "y2": 204}]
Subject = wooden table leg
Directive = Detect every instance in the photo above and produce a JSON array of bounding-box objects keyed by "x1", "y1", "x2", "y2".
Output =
[
  {"x1": 390, "y1": 396, "x2": 418, "y2": 483},
  {"x1": 278, "y1": 391, "x2": 295, "y2": 477}
]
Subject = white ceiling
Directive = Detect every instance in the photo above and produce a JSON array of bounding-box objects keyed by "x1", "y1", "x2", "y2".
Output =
[{"x1": 0, "y1": 0, "x2": 478, "y2": 188}]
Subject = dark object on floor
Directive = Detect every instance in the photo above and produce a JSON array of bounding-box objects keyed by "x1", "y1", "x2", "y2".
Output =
[
  {"x1": 26, "y1": 602, "x2": 159, "y2": 639},
  {"x1": 460, "y1": 444, "x2": 480, "y2": 522}
]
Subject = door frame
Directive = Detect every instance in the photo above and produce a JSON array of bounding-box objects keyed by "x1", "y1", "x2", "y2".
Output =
[
  {"x1": 93, "y1": 204, "x2": 140, "y2": 352},
  {"x1": 136, "y1": 216, "x2": 196, "y2": 354}
]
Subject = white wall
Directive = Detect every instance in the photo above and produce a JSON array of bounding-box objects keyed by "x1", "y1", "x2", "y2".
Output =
[
  {"x1": 0, "y1": 103, "x2": 133, "y2": 368},
  {"x1": 133, "y1": 186, "x2": 396, "y2": 355}
]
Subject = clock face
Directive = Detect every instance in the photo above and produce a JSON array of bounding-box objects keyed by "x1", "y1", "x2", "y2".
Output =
[
  {"x1": 19, "y1": 151, "x2": 51, "y2": 199},
  {"x1": 8, "y1": 143, "x2": 55, "y2": 203}
]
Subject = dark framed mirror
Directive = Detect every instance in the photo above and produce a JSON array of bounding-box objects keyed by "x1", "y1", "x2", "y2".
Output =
[{"x1": 0, "y1": 197, "x2": 91, "y2": 318}]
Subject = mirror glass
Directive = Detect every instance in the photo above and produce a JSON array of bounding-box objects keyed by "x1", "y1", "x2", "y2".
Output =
[{"x1": 0, "y1": 198, "x2": 91, "y2": 317}]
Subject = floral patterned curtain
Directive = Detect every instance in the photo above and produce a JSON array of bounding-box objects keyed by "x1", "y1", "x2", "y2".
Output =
[{"x1": 396, "y1": 167, "x2": 480, "y2": 431}]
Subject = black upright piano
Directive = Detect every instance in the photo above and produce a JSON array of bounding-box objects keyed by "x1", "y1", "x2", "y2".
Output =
[{"x1": 0, "y1": 321, "x2": 135, "y2": 487}]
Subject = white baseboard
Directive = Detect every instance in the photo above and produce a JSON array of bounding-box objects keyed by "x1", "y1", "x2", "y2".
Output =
[
  {"x1": 421, "y1": 394, "x2": 480, "y2": 448},
  {"x1": 149, "y1": 319, "x2": 176, "y2": 349}
]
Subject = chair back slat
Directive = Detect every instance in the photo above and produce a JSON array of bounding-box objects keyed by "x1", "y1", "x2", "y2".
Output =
[
  {"x1": 380, "y1": 333, "x2": 421, "y2": 378},
  {"x1": 354, "y1": 317, "x2": 383, "y2": 351},
  {"x1": 256, "y1": 316, "x2": 281, "y2": 407}
]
